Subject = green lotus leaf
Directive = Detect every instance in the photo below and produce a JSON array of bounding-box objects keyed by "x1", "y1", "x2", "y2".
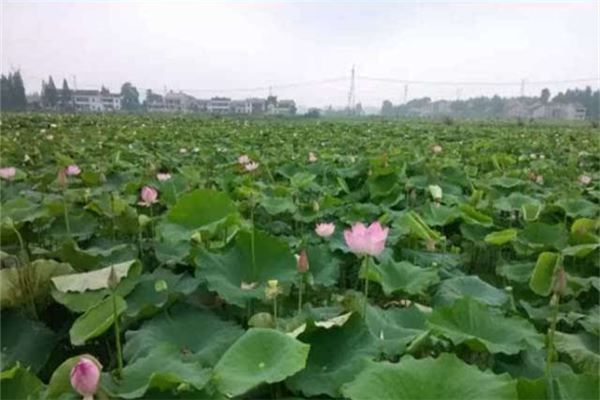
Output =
[
  {"x1": 0, "y1": 363, "x2": 44, "y2": 400},
  {"x1": 52, "y1": 259, "x2": 140, "y2": 293},
  {"x1": 124, "y1": 269, "x2": 199, "y2": 319},
  {"x1": 195, "y1": 230, "x2": 296, "y2": 307},
  {"x1": 0, "y1": 311, "x2": 58, "y2": 374},
  {"x1": 124, "y1": 304, "x2": 243, "y2": 365},
  {"x1": 579, "y1": 306, "x2": 600, "y2": 336},
  {"x1": 495, "y1": 193, "x2": 541, "y2": 213},
  {"x1": 104, "y1": 345, "x2": 211, "y2": 399},
  {"x1": 213, "y1": 328, "x2": 309, "y2": 397},
  {"x1": 554, "y1": 331, "x2": 599, "y2": 374},
  {"x1": 371, "y1": 259, "x2": 439, "y2": 296},
  {"x1": 260, "y1": 195, "x2": 297, "y2": 215},
  {"x1": 167, "y1": 188, "x2": 238, "y2": 232},
  {"x1": 342, "y1": 353, "x2": 518, "y2": 400},
  {"x1": 459, "y1": 203, "x2": 494, "y2": 227},
  {"x1": 519, "y1": 222, "x2": 568, "y2": 250},
  {"x1": 556, "y1": 198, "x2": 599, "y2": 218},
  {"x1": 427, "y1": 297, "x2": 543, "y2": 354},
  {"x1": 561, "y1": 243, "x2": 599, "y2": 258},
  {"x1": 1, "y1": 258, "x2": 73, "y2": 308},
  {"x1": 69, "y1": 294, "x2": 127, "y2": 346},
  {"x1": 305, "y1": 244, "x2": 340, "y2": 287},
  {"x1": 421, "y1": 203, "x2": 460, "y2": 227},
  {"x1": 433, "y1": 275, "x2": 509, "y2": 307},
  {"x1": 528, "y1": 251, "x2": 560, "y2": 296},
  {"x1": 485, "y1": 228, "x2": 518, "y2": 245},
  {"x1": 517, "y1": 372, "x2": 599, "y2": 400},
  {"x1": 286, "y1": 314, "x2": 378, "y2": 397},
  {"x1": 364, "y1": 305, "x2": 427, "y2": 356}
]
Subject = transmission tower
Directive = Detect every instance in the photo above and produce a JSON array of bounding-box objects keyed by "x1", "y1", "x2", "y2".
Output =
[
  {"x1": 347, "y1": 65, "x2": 356, "y2": 114},
  {"x1": 520, "y1": 79, "x2": 526, "y2": 97},
  {"x1": 403, "y1": 84, "x2": 409, "y2": 104}
]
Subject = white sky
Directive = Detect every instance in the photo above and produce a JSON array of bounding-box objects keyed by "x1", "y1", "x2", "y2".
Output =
[{"x1": 2, "y1": 1, "x2": 599, "y2": 107}]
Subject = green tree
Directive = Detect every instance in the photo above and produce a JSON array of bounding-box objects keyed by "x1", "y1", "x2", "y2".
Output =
[
  {"x1": 540, "y1": 88, "x2": 551, "y2": 104},
  {"x1": 42, "y1": 76, "x2": 58, "y2": 108},
  {"x1": 120, "y1": 82, "x2": 140, "y2": 111},
  {"x1": 11, "y1": 71, "x2": 27, "y2": 110},
  {"x1": 1, "y1": 74, "x2": 14, "y2": 111},
  {"x1": 60, "y1": 79, "x2": 72, "y2": 110}
]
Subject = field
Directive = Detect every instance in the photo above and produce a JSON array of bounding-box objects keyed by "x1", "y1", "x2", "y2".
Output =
[{"x1": 0, "y1": 113, "x2": 599, "y2": 399}]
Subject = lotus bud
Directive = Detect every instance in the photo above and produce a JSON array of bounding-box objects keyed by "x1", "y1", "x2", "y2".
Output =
[
  {"x1": 312, "y1": 201, "x2": 320, "y2": 212},
  {"x1": 553, "y1": 266, "x2": 567, "y2": 297},
  {"x1": 297, "y1": 249, "x2": 309, "y2": 273},
  {"x1": 428, "y1": 185, "x2": 442, "y2": 203},
  {"x1": 70, "y1": 357, "x2": 101, "y2": 400},
  {"x1": 57, "y1": 168, "x2": 68, "y2": 186},
  {"x1": 139, "y1": 186, "x2": 158, "y2": 206}
]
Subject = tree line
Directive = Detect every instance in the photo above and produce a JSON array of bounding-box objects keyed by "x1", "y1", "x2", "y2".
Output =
[
  {"x1": 381, "y1": 87, "x2": 600, "y2": 120},
  {"x1": 0, "y1": 72, "x2": 142, "y2": 112}
]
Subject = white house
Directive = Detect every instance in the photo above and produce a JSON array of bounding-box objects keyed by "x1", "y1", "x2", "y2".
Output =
[
  {"x1": 72, "y1": 90, "x2": 121, "y2": 112},
  {"x1": 207, "y1": 97, "x2": 231, "y2": 114}
]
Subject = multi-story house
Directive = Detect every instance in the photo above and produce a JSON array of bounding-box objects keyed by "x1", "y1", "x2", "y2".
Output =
[{"x1": 72, "y1": 90, "x2": 121, "y2": 111}]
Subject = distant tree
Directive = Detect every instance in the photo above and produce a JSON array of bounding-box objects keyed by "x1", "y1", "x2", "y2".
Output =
[
  {"x1": 11, "y1": 71, "x2": 27, "y2": 110},
  {"x1": 540, "y1": 88, "x2": 551, "y2": 104},
  {"x1": 305, "y1": 108, "x2": 321, "y2": 118},
  {"x1": 1, "y1": 74, "x2": 13, "y2": 111},
  {"x1": 381, "y1": 100, "x2": 394, "y2": 116},
  {"x1": 355, "y1": 102, "x2": 363, "y2": 116},
  {"x1": 42, "y1": 76, "x2": 58, "y2": 108},
  {"x1": 0, "y1": 71, "x2": 27, "y2": 111},
  {"x1": 120, "y1": 82, "x2": 140, "y2": 111},
  {"x1": 60, "y1": 79, "x2": 72, "y2": 109}
]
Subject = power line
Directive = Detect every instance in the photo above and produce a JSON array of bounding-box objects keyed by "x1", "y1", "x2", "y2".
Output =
[{"x1": 357, "y1": 76, "x2": 598, "y2": 86}]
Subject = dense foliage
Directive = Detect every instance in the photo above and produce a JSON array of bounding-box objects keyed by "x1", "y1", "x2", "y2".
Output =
[{"x1": 0, "y1": 114, "x2": 598, "y2": 399}]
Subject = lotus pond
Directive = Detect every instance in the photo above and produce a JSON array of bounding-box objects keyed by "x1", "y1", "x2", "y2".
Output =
[{"x1": 0, "y1": 114, "x2": 599, "y2": 399}]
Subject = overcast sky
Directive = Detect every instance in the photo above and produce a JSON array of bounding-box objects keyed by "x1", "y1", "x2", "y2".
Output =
[{"x1": 2, "y1": 1, "x2": 598, "y2": 107}]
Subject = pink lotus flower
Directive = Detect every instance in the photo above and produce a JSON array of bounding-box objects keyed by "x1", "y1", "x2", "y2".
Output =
[
  {"x1": 156, "y1": 172, "x2": 171, "y2": 182},
  {"x1": 139, "y1": 186, "x2": 158, "y2": 206},
  {"x1": 66, "y1": 165, "x2": 81, "y2": 176},
  {"x1": 238, "y1": 154, "x2": 250, "y2": 165},
  {"x1": 308, "y1": 152, "x2": 317, "y2": 163},
  {"x1": 344, "y1": 221, "x2": 389, "y2": 257},
  {"x1": 315, "y1": 222, "x2": 335, "y2": 237},
  {"x1": 0, "y1": 167, "x2": 16, "y2": 180},
  {"x1": 245, "y1": 161, "x2": 259, "y2": 172},
  {"x1": 70, "y1": 357, "x2": 101, "y2": 400},
  {"x1": 579, "y1": 175, "x2": 592, "y2": 185}
]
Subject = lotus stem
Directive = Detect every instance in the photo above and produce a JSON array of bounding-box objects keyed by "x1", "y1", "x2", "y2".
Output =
[
  {"x1": 63, "y1": 193, "x2": 71, "y2": 237},
  {"x1": 297, "y1": 277, "x2": 303, "y2": 314},
  {"x1": 112, "y1": 292, "x2": 124, "y2": 378},
  {"x1": 363, "y1": 256, "x2": 370, "y2": 318},
  {"x1": 273, "y1": 297, "x2": 278, "y2": 328},
  {"x1": 250, "y1": 208, "x2": 256, "y2": 276},
  {"x1": 545, "y1": 293, "x2": 560, "y2": 396}
]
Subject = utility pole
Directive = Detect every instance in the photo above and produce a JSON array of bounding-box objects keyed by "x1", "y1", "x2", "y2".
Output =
[
  {"x1": 520, "y1": 79, "x2": 526, "y2": 97},
  {"x1": 403, "y1": 84, "x2": 408, "y2": 104},
  {"x1": 347, "y1": 65, "x2": 356, "y2": 114},
  {"x1": 72, "y1": 75, "x2": 77, "y2": 90}
]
